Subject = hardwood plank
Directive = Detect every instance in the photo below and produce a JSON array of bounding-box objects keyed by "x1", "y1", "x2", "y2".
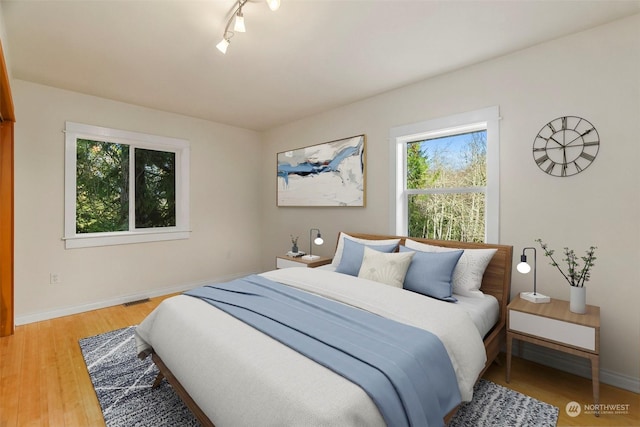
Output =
[
  {"x1": 40, "y1": 320, "x2": 65, "y2": 427},
  {"x1": 58, "y1": 315, "x2": 92, "y2": 427},
  {"x1": 17, "y1": 323, "x2": 42, "y2": 426},
  {"x1": 0, "y1": 326, "x2": 23, "y2": 427}
]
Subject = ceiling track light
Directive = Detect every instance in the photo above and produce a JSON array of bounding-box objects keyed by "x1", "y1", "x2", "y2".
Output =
[
  {"x1": 266, "y1": 0, "x2": 280, "y2": 11},
  {"x1": 216, "y1": 0, "x2": 281, "y2": 54},
  {"x1": 234, "y1": 10, "x2": 246, "y2": 33}
]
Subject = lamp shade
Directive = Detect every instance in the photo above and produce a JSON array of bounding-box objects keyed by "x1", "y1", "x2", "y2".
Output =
[
  {"x1": 234, "y1": 12, "x2": 246, "y2": 32},
  {"x1": 216, "y1": 38, "x2": 230, "y2": 54}
]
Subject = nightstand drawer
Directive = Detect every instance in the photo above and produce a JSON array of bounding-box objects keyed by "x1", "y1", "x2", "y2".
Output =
[
  {"x1": 510, "y1": 309, "x2": 596, "y2": 351},
  {"x1": 276, "y1": 257, "x2": 309, "y2": 269}
]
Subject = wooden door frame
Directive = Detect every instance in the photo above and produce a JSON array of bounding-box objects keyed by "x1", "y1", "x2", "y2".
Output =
[{"x1": 0, "y1": 39, "x2": 15, "y2": 337}]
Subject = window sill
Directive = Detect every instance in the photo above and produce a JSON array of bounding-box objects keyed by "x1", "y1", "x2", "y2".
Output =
[{"x1": 64, "y1": 229, "x2": 191, "y2": 249}]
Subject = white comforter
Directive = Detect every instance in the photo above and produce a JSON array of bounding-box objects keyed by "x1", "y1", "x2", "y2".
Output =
[{"x1": 135, "y1": 268, "x2": 486, "y2": 426}]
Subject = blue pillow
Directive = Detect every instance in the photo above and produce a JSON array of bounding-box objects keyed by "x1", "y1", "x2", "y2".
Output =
[
  {"x1": 335, "y1": 239, "x2": 398, "y2": 276},
  {"x1": 400, "y1": 245, "x2": 463, "y2": 302}
]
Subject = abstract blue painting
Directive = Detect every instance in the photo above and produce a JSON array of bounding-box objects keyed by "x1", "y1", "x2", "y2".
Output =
[{"x1": 277, "y1": 135, "x2": 366, "y2": 206}]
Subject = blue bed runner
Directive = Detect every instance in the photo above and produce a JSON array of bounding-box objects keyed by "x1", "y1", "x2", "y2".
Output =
[{"x1": 185, "y1": 275, "x2": 460, "y2": 427}]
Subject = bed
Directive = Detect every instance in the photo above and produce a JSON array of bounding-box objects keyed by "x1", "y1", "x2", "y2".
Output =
[{"x1": 135, "y1": 232, "x2": 513, "y2": 427}]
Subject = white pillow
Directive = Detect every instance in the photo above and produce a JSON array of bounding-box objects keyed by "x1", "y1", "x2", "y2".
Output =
[
  {"x1": 331, "y1": 232, "x2": 401, "y2": 267},
  {"x1": 357, "y1": 246, "x2": 414, "y2": 288},
  {"x1": 404, "y1": 239, "x2": 497, "y2": 298}
]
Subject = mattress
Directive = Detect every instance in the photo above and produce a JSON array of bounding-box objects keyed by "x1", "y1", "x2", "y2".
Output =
[{"x1": 453, "y1": 293, "x2": 499, "y2": 338}]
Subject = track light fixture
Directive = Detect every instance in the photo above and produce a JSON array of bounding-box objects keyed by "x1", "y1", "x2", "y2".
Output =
[
  {"x1": 266, "y1": 0, "x2": 281, "y2": 11},
  {"x1": 216, "y1": 0, "x2": 281, "y2": 54},
  {"x1": 234, "y1": 10, "x2": 246, "y2": 33}
]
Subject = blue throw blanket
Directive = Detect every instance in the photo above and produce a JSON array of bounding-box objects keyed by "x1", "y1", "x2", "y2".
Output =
[{"x1": 185, "y1": 275, "x2": 460, "y2": 427}]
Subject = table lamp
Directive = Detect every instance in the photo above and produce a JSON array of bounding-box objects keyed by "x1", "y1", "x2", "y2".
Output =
[
  {"x1": 302, "y1": 228, "x2": 323, "y2": 260},
  {"x1": 517, "y1": 247, "x2": 550, "y2": 303}
]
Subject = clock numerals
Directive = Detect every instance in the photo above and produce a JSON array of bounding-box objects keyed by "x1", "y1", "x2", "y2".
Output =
[
  {"x1": 533, "y1": 116, "x2": 599, "y2": 177},
  {"x1": 535, "y1": 154, "x2": 549, "y2": 165},
  {"x1": 561, "y1": 116, "x2": 568, "y2": 130},
  {"x1": 573, "y1": 117, "x2": 583, "y2": 131},
  {"x1": 545, "y1": 161, "x2": 557, "y2": 174},
  {"x1": 546, "y1": 122, "x2": 556, "y2": 133},
  {"x1": 579, "y1": 151, "x2": 595, "y2": 162}
]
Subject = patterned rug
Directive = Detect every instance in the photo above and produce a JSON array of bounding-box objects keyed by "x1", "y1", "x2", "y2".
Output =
[
  {"x1": 448, "y1": 379, "x2": 559, "y2": 427},
  {"x1": 80, "y1": 327, "x2": 559, "y2": 427}
]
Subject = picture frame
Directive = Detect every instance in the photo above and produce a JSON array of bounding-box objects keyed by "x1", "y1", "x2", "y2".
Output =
[{"x1": 277, "y1": 134, "x2": 366, "y2": 207}]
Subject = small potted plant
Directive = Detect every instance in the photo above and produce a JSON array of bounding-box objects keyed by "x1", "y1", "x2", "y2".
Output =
[
  {"x1": 290, "y1": 235, "x2": 299, "y2": 253},
  {"x1": 535, "y1": 239, "x2": 597, "y2": 314}
]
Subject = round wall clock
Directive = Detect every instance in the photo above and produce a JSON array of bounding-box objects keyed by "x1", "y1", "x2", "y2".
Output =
[{"x1": 532, "y1": 116, "x2": 600, "y2": 177}]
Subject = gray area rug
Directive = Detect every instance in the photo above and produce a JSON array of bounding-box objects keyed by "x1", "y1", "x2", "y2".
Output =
[
  {"x1": 447, "y1": 379, "x2": 558, "y2": 427},
  {"x1": 80, "y1": 326, "x2": 559, "y2": 427}
]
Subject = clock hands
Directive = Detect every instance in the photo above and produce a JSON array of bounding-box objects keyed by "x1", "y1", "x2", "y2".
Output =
[
  {"x1": 544, "y1": 128, "x2": 595, "y2": 149},
  {"x1": 549, "y1": 135, "x2": 563, "y2": 146},
  {"x1": 542, "y1": 145, "x2": 577, "y2": 151},
  {"x1": 564, "y1": 128, "x2": 594, "y2": 147}
]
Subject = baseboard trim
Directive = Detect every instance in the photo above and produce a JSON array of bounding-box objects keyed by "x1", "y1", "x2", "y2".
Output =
[
  {"x1": 514, "y1": 341, "x2": 640, "y2": 394},
  {"x1": 15, "y1": 271, "x2": 257, "y2": 326}
]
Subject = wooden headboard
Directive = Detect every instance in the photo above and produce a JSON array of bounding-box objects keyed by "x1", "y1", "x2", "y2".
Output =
[{"x1": 342, "y1": 232, "x2": 513, "y2": 372}]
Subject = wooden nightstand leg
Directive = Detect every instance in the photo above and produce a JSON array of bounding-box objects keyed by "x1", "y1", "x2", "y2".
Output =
[
  {"x1": 506, "y1": 333, "x2": 513, "y2": 383},
  {"x1": 591, "y1": 355, "x2": 600, "y2": 417}
]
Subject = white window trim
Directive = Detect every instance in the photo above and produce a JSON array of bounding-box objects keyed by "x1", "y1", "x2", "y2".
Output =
[
  {"x1": 389, "y1": 106, "x2": 500, "y2": 243},
  {"x1": 64, "y1": 121, "x2": 191, "y2": 249}
]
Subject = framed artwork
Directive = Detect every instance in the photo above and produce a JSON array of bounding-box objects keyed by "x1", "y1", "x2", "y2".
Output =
[{"x1": 277, "y1": 135, "x2": 366, "y2": 207}]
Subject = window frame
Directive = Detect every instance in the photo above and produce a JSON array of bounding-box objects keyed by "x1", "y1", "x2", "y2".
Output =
[
  {"x1": 64, "y1": 121, "x2": 190, "y2": 249},
  {"x1": 389, "y1": 106, "x2": 500, "y2": 243}
]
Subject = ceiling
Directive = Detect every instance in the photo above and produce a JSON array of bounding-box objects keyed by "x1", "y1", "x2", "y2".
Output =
[{"x1": 2, "y1": 0, "x2": 639, "y2": 131}]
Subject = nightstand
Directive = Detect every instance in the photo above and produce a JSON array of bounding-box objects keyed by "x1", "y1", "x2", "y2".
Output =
[
  {"x1": 276, "y1": 255, "x2": 332, "y2": 269},
  {"x1": 506, "y1": 296, "x2": 600, "y2": 413}
]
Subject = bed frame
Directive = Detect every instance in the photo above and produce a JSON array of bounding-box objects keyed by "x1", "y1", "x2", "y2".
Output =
[{"x1": 148, "y1": 232, "x2": 513, "y2": 427}]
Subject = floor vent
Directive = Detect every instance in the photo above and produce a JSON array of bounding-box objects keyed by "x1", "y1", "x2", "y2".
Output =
[{"x1": 123, "y1": 298, "x2": 150, "y2": 307}]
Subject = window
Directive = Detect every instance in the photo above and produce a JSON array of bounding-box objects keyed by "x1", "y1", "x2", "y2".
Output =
[
  {"x1": 390, "y1": 106, "x2": 499, "y2": 243},
  {"x1": 64, "y1": 122, "x2": 190, "y2": 248}
]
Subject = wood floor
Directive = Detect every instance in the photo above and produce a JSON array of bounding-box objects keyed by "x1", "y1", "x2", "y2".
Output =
[{"x1": 1, "y1": 294, "x2": 638, "y2": 427}]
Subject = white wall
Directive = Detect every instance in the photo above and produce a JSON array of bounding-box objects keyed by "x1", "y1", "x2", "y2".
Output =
[
  {"x1": 260, "y1": 15, "x2": 640, "y2": 390},
  {"x1": 13, "y1": 80, "x2": 263, "y2": 322}
]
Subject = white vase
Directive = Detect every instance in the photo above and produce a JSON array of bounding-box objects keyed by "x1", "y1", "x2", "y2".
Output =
[{"x1": 570, "y1": 286, "x2": 586, "y2": 314}]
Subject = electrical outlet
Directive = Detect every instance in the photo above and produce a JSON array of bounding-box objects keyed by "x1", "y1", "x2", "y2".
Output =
[{"x1": 50, "y1": 273, "x2": 61, "y2": 285}]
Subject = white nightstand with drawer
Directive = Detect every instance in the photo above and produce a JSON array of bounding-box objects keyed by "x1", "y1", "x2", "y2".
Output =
[
  {"x1": 506, "y1": 295, "x2": 600, "y2": 414},
  {"x1": 276, "y1": 255, "x2": 332, "y2": 269}
]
